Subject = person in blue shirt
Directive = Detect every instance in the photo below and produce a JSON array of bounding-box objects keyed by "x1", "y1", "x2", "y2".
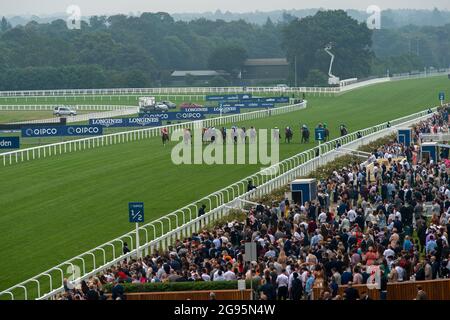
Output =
[
  {"x1": 403, "y1": 235, "x2": 413, "y2": 252},
  {"x1": 305, "y1": 273, "x2": 315, "y2": 300},
  {"x1": 341, "y1": 267, "x2": 353, "y2": 285},
  {"x1": 426, "y1": 235, "x2": 437, "y2": 254}
]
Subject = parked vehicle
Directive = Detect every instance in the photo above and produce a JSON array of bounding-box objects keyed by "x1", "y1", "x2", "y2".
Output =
[
  {"x1": 276, "y1": 84, "x2": 289, "y2": 91},
  {"x1": 138, "y1": 96, "x2": 157, "y2": 113},
  {"x1": 155, "y1": 102, "x2": 169, "y2": 112},
  {"x1": 53, "y1": 106, "x2": 77, "y2": 117},
  {"x1": 161, "y1": 101, "x2": 177, "y2": 109}
]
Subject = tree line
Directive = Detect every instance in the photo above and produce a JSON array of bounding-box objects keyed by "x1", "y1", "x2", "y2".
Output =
[{"x1": 0, "y1": 11, "x2": 449, "y2": 90}]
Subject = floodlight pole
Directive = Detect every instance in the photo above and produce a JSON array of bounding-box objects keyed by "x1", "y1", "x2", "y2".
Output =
[{"x1": 294, "y1": 55, "x2": 298, "y2": 87}]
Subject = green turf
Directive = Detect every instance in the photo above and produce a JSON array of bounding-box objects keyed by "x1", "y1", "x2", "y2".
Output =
[{"x1": 0, "y1": 76, "x2": 449, "y2": 292}]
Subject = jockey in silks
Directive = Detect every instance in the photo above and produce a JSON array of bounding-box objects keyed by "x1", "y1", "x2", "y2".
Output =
[
  {"x1": 240, "y1": 127, "x2": 246, "y2": 144},
  {"x1": 285, "y1": 126, "x2": 293, "y2": 143},
  {"x1": 183, "y1": 128, "x2": 191, "y2": 145},
  {"x1": 232, "y1": 126, "x2": 238, "y2": 144},
  {"x1": 273, "y1": 127, "x2": 280, "y2": 143},
  {"x1": 323, "y1": 123, "x2": 330, "y2": 142},
  {"x1": 301, "y1": 125, "x2": 310, "y2": 143},
  {"x1": 161, "y1": 127, "x2": 169, "y2": 146},
  {"x1": 249, "y1": 126, "x2": 257, "y2": 144}
]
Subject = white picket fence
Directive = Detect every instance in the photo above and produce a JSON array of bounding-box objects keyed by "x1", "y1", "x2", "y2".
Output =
[
  {"x1": 0, "y1": 102, "x2": 307, "y2": 166},
  {"x1": 0, "y1": 86, "x2": 338, "y2": 97},
  {"x1": 0, "y1": 68, "x2": 448, "y2": 100},
  {"x1": 391, "y1": 68, "x2": 450, "y2": 81},
  {"x1": 0, "y1": 104, "x2": 138, "y2": 111},
  {"x1": 0, "y1": 106, "x2": 437, "y2": 300},
  {"x1": 9, "y1": 108, "x2": 140, "y2": 125}
]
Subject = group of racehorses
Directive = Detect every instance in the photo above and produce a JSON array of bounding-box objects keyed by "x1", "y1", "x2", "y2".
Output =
[{"x1": 161, "y1": 124, "x2": 348, "y2": 145}]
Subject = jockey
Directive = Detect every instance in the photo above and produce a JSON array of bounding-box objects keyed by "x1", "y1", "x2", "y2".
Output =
[
  {"x1": 161, "y1": 127, "x2": 169, "y2": 146},
  {"x1": 273, "y1": 127, "x2": 280, "y2": 142}
]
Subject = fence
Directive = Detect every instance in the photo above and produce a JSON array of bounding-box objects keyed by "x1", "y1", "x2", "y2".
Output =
[
  {"x1": 313, "y1": 278, "x2": 450, "y2": 300},
  {"x1": 0, "y1": 68, "x2": 448, "y2": 99},
  {"x1": 0, "y1": 95, "x2": 208, "y2": 104},
  {"x1": 0, "y1": 106, "x2": 436, "y2": 300},
  {"x1": 0, "y1": 101, "x2": 307, "y2": 167},
  {"x1": 391, "y1": 68, "x2": 450, "y2": 81},
  {"x1": 0, "y1": 86, "x2": 338, "y2": 97},
  {"x1": 10, "y1": 108, "x2": 140, "y2": 125},
  {"x1": 0, "y1": 104, "x2": 138, "y2": 111},
  {"x1": 339, "y1": 77, "x2": 391, "y2": 93}
]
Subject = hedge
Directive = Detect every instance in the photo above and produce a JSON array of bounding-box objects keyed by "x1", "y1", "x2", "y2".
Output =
[{"x1": 103, "y1": 279, "x2": 259, "y2": 293}]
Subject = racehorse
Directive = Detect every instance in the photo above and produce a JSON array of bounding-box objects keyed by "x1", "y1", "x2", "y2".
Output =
[
  {"x1": 285, "y1": 127, "x2": 293, "y2": 143},
  {"x1": 301, "y1": 127, "x2": 310, "y2": 143},
  {"x1": 161, "y1": 128, "x2": 170, "y2": 146}
]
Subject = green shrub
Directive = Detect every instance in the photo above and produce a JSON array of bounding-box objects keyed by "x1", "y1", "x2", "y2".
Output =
[{"x1": 104, "y1": 279, "x2": 259, "y2": 293}]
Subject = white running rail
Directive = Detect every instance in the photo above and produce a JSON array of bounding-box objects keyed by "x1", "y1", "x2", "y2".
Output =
[
  {"x1": 0, "y1": 106, "x2": 438, "y2": 300},
  {"x1": 0, "y1": 104, "x2": 138, "y2": 111},
  {"x1": 0, "y1": 68, "x2": 448, "y2": 99},
  {"x1": 10, "y1": 108, "x2": 139, "y2": 125}
]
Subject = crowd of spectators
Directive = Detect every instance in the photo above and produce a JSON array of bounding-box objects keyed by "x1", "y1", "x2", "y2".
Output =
[{"x1": 58, "y1": 108, "x2": 450, "y2": 300}]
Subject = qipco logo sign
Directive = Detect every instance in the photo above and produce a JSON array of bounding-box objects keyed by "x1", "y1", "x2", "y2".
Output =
[
  {"x1": 366, "y1": 265, "x2": 381, "y2": 290},
  {"x1": 366, "y1": 5, "x2": 381, "y2": 30},
  {"x1": 67, "y1": 126, "x2": 101, "y2": 135},
  {"x1": 25, "y1": 128, "x2": 58, "y2": 137},
  {"x1": 176, "y1": 112, "x2": 203, "y2": 120}
]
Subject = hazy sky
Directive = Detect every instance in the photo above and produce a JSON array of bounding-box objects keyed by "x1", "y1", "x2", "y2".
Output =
[{"x1": 2, "y1": 0, "x2": 450, "y2": 16}]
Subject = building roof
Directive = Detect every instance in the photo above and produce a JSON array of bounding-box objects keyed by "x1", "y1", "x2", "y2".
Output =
[
  {"x1": 171, "y1": 70, "x2": 229, "y2": 77},
  {"x1": 244, "y1": 58, "x2": 288, "y2": 66}
]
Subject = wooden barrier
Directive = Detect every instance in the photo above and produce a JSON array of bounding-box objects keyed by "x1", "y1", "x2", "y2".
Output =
[
  {"x1": 313, "y1": 284, "x2": 380, "y2": 300},
  {"x1": 313, "y1": 279, "x2": 450, "y2": 300},
  {"x1": 123, "y1": 289, "x2": 252, "y2": 300},
  {"x1": 386, "y1": 279, "x2": 450, "y2": 300}
]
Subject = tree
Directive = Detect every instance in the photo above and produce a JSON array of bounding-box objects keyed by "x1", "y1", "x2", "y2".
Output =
[
  {"x1": 209, "y1": 76, "x2": 229, "y2": 87},
  {"x1": 207, "y1": 44, "x2": 248, "y2": 76},
  {"x1": 1, "y1": 17, "x2": 11, "y2": 32},
  {"x1": 305, "y1": 69, "x2": 328, "y2": 86},
  {"x1": 282, "y1": 10, "x2": 373, "y2": 84}
]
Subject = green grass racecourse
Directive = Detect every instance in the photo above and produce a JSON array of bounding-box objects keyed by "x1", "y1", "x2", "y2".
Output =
[{"x1": 0, "y1": 76, "x2": 449, "y2": 291}]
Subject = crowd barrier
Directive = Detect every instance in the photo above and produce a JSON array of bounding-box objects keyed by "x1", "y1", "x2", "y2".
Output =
[
  {"x1": 313, "y1": 279, "x2": 450, "y2": 300},
  {"x1": 0, "y1": 105, "x2": 437, "y2": 300}
]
